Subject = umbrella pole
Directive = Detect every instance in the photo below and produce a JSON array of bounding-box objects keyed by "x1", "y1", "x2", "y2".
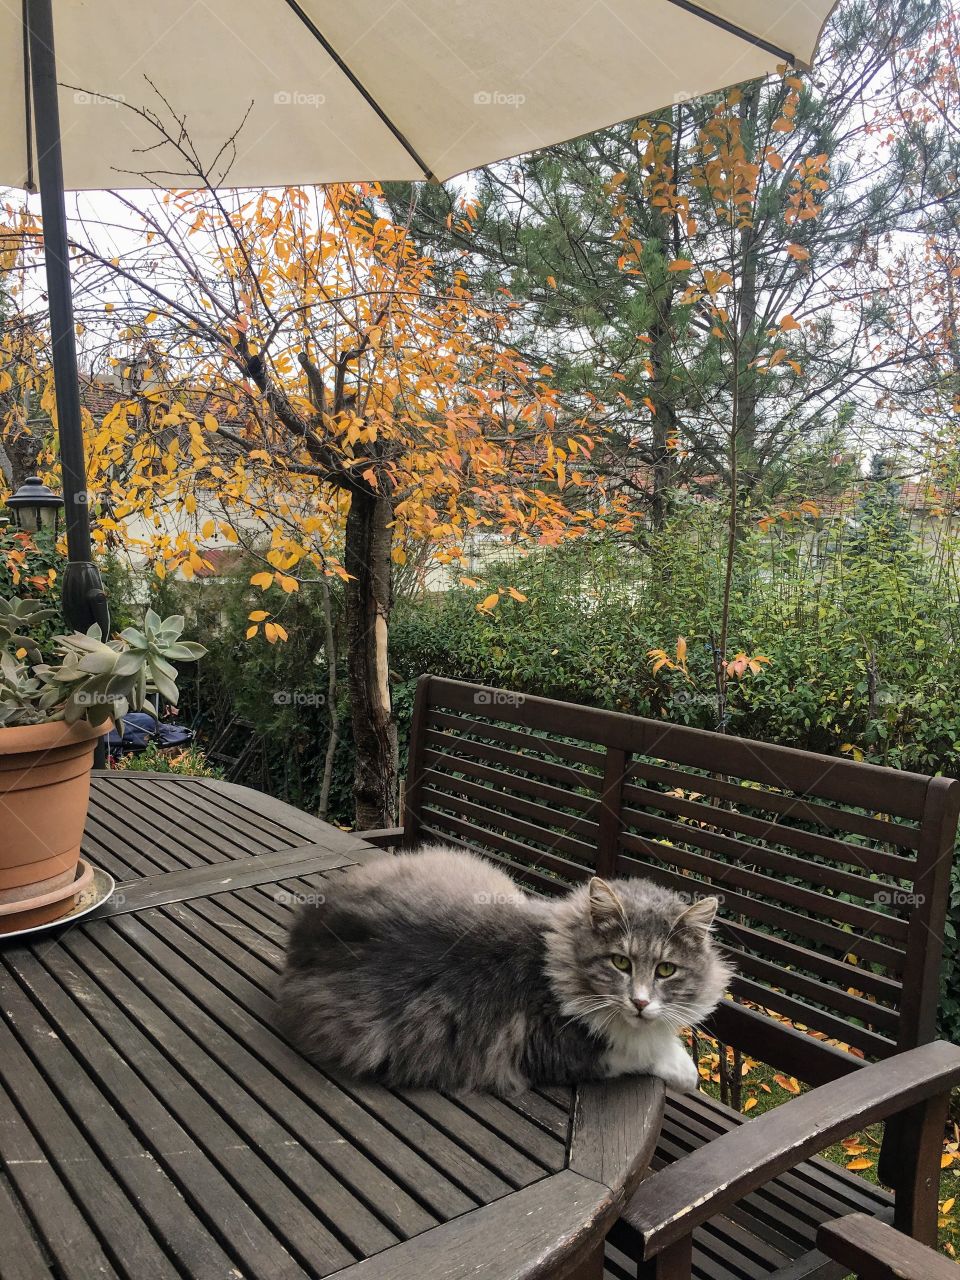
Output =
[{"x1": 25, "y1": 0, "x2": 110, "y2": 640}]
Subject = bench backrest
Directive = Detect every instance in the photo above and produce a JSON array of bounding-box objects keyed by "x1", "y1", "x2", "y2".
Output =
[{"x1": 401, "y1": 675, "x2": 960, "y2": 1085}]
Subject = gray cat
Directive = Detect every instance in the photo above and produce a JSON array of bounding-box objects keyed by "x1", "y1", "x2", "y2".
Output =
[{"x1": 275, "y1": 846, "x2": 731, "y2": 1094}]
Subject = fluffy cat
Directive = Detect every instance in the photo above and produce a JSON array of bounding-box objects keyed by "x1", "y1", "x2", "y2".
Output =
[{"x1": 275, "y1": 846, "x2": 731, "y2": 1094}]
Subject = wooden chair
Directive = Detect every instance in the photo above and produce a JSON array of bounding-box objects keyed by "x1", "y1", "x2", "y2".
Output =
[
  {"x1": 817, "y1": 1213, "x2": 960, "y2": 1279},
  {"x1": 365, "y1": 674, "x2": 960, "y2": 1279}
]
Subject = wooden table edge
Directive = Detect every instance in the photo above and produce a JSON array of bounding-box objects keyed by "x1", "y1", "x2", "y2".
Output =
[{"x1": 324, "y1": 1076, "x2": 665, "y2": 1280}]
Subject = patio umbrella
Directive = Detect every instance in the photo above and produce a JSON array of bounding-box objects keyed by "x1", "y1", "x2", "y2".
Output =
[{"x1": 4, "y1": 0, "x2": 838, "y2": 633}]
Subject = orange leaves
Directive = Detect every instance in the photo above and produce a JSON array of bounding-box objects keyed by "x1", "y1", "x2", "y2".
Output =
[
  {"x1": 667, "y1": 259, "x2": 693, "y2": 272},
  {"x1": 758, "y1": 501, "x2": 820, "y2": 534},
  {"x1": 787, "y1": 244, "x2": 811, "y2": 262},
  {"x1": 726, "y1": 652, "x2": 772, "y2": 679},
  {"x1": 250, "y1": 571, "x2": 273, "y2": 590},
  {"x1": 772, "y1": 1073, "x2": 801, "y2": 1095}
]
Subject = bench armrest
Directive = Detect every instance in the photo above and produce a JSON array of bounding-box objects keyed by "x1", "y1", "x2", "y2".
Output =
[
  {"x1": 818, "y1": 1213, "x2": 959, "y2": 1279},
  {"x1": 358, "y1": 826, "x2": 404, "y2": 849},
  {"x1": 622, "y1": 1040, "x2": 960, "y2": 1258}
]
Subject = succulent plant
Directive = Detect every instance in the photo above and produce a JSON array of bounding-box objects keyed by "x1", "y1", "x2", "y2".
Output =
[{"x1": 0, "y1": 602, "x2": 206, "y2": 729}]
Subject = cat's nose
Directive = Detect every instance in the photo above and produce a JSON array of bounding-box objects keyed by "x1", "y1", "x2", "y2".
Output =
[{"x1": 632, "y1": 997, "x2": 649, "y2": 1013}]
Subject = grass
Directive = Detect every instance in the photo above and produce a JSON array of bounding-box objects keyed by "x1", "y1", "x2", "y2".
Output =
[{"x1": 694, "y1": 1041, "x2": 960, "y2": 1262}]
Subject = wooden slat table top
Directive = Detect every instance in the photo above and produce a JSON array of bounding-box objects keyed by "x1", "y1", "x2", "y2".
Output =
[{"x1": 1, "y1": 774, "x2": 664, "y2": 1280}]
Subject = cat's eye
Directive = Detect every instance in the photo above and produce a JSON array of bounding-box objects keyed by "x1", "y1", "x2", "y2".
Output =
[
  {"x1": 609, "y1": 953, "x2": 631, "y2": 972},
  {"x1": 655, "y1": 962, "x2": 677, "y2": 979}
]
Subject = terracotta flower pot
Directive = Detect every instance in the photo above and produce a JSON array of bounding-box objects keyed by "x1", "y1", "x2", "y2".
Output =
[{"x1": 0, "y1": 719, "x2": 104, "y2": 933}]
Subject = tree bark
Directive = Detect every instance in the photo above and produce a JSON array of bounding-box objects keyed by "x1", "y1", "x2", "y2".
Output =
[
  {"x1": 343, "y1": 486, "x2": 398, "y2": 829},
  {"x1": 317, "y1": 576, "x2": 340, "y2": 822}
]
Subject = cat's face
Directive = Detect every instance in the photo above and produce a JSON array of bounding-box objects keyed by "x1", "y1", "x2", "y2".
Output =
[{"x1": 545, "y1": 876, "x2": 731, "y2": 1036}]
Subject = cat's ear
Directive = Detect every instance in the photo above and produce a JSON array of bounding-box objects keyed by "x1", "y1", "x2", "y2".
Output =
[
  {"x1": 676, "y1": 896, "x2": 719, "y2": 936},
  {"x1": 588, "y1": 877, "x2": 626, "y2": 930}
]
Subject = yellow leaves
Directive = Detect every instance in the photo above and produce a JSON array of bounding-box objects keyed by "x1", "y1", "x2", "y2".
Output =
[
  {"x1": 845, "y1": 1157, "x2": 873, "y2": 1172},
  {"x1": 787, "y1": 244, "x2": 810, "y2": 262},
  {"x1": 506, "y1": 587, "x2": 527, "y2": 602},
  {"x1": 104, "y1": 302, "x2": 114, "y2": 313},
  {"x1": 248, "y1": 610, "x2": 269, "y2": 623},
  {"x1": 779, "y1": 314, "x2": 800, "y2": 331},
  {"x1": 391, "y1": 547, "x2": 407, "y2": 565},
  {"x1": 942, "y1": 1197, "x2": 956, "y2": 1215},
  {"x1": 649, "y1": 637, "x2": 689, "y2": 677},
  {"x1": 772, "y1": 1074, "x2": 801, "y2": 1095},
  {"x1": 250, "y1": 571, "x2": 274, "y2": 590},
  {"x1": 840, "y1": 743, "x2": 865, "y2": 762},
  {"x1": 264, "y1": 622, "x2": 288, "y2": 644},
  {"x1": 145, "y1": 311, "x2": 159, "y2": 324},
  {"x1": 245, "y1": 625, "x2": 258, "y2": 639},
  {"x1": 277, "y1": 573, "x2": 299, "y2": 593},
  {"x1": 703, "y1": 269, "x2": 733, "y2": 294},
  {"x1": 204, "y1": 412, "x2": 219, "y2": 433},
  {"x1": 742, "y1": 1097, "x2": 758, "y2": 1113},
  {"x1": 667, "y1": 259, "x2": 693, "y2": 272},
  {"x1": 478, "y1": 592, "x2": 500, "y2": 614}
]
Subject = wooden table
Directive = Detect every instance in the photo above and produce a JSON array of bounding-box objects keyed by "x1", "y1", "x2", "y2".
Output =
[{"x1": 0, "y1": 774, "x2": 664, "y2": 1280}]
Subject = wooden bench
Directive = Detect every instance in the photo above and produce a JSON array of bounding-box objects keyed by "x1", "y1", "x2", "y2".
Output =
[
  {"x1": 365, "y1": 674, "x2": 960, "y2": 1280},
  {"x1": 817, "y1": 1213, "x2": 960, "y2": 1279}
]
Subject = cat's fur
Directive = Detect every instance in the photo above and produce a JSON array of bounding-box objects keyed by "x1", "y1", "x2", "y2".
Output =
[{"x1": 275, "y1": 846, "x2": 731, "y2": 1094}]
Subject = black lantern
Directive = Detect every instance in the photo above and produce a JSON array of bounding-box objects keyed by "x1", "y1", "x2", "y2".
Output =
[{"x1": 6, "y1": 476, "x2": 64, "y2": 535}]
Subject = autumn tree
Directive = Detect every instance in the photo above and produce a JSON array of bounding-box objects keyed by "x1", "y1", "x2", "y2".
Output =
[{"x1": 34, "y1": 157, "x2": 629, "y2": 825}]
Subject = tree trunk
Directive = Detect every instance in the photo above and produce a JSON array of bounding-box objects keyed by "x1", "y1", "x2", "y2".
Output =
[
  {"x1": 317, "y1": 576, "x2": 340, "y2": 822},
  {"x1": 343, "y1": 487, "x2": 398, "y2": 829}
]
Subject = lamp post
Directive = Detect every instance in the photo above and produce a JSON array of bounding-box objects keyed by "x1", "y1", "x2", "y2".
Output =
[{"x1": 6, "y1": 475, "x2": 64, "y2": 536}]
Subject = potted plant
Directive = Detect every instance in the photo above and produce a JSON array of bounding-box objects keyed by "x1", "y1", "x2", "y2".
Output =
[{"x1": 0, "y1": 600, "x2": 206, "y2": 932}]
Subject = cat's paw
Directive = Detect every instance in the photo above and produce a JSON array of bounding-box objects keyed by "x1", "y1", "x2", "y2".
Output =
[{"x1": 652, "y1": 1044, "x2": 699, "y2": 1093}]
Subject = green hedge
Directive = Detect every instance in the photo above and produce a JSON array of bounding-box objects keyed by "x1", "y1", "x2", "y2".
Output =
[{"x1": 139, "y1": 500, "x2": 960, "y2": 1039}]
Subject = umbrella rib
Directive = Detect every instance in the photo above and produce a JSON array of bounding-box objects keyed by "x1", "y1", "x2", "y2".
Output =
[
  {"x1": 280, "y1": 0, "x2": 437, "y2": 180},
  {"x1": 663, "y1": 0, "x2": 798, "y2": 67}
]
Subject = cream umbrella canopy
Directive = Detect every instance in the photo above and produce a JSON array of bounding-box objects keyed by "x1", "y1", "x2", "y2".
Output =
[{"x1": 8, "y1": 0, "x2": 839, "y2": 631}]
